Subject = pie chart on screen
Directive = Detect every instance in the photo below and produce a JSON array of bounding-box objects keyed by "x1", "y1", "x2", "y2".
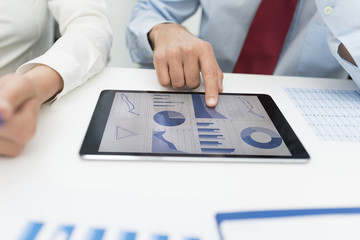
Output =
[{"x1": 153, "y1": 111, "x2": 186, "y2": 127}]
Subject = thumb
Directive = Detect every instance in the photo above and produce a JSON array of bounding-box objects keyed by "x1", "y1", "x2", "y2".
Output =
[{"x1": 0, "y1": 74, "x2": 36, "y2": 123}]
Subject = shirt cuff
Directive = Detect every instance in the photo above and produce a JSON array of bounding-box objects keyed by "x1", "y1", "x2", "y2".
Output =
[
  {"x1": 328, "y1": 35, "x2": 360, "y2": 87},
  {"x1": 127, "y1": 13, "x2": 173, "y2": 64},
  {"x1": 338, "y1": 30, "x2": 360, "y2": 67},
  {"x1": 16, "y1": 49, "x2": 82, "y2": 102}
]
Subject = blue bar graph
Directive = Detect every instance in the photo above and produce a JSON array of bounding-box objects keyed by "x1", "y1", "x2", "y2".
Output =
[
  {"x1": 153, "y1": 97, "x2": 169, "y2": 100},
  {"x1": 199, "y1": 134, "x2": 223, "y2": 139},
  {"x1": 201, "y1": 148, "x2": 235, "y2": 153},
  {"x1": 153, "y1": 105, "x2": 175, "y2": 107},
  {"x1": 52, "y1": 225, "x2": 75, "y2": 240},
  {"x1": 87, "y1": 228, "x2": 106, "y2": 240},
  {"x1": 18, "y1": 222, "x2": 201, "y2": 240},
  {"x1": 200, "y1": 141, "x2": 222, "y2": 146},
  {"x1": 120, "y1": 232, "x2": 136, "y2": 240},
  {"x1": 153, "y1": 235, "x2": 168, "y2": 240},
  {"x1": 153, "y1": 95, "x2": 170, "y2": 100},
  {"x1": 154, "y1": 101, "x2": 184, "y2": 104},
  {"x1": 196, "y1": 122, "x2": 214, "y2": 127},
  {"x1": 197, "y1": 128, "x2": 220, "y2": 133},
  {"x1": 19, "y1": 222, "x2": 43, "y2": 240}
]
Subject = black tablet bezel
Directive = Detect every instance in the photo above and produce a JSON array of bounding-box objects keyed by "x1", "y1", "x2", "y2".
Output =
[{"x1": 79, "y1": 90, "x2": 309, "y2": 161}]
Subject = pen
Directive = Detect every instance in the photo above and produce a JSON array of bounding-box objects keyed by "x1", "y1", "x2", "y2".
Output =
[{"x1": 0, "y1": 99, "x2": 10, "y2": 126}]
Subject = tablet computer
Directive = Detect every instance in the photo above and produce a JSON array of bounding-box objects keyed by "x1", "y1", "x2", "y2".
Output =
[{"x1": 79, "y1": 90, "x2": 309, "y2": 162}]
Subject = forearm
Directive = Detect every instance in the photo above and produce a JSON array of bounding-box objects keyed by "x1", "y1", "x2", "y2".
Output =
[{"x1": 21, "y1": 0, "x2": 113, "y2": 101}]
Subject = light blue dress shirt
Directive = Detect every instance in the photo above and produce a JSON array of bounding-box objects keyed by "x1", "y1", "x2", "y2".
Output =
[{"x1": 127, "y1": 0, "x2": 360, "y2": 87}]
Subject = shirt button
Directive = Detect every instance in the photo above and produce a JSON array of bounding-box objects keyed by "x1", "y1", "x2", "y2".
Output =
[{"x1": 324, "y1": 6, "x2": 333, "y2": 15}]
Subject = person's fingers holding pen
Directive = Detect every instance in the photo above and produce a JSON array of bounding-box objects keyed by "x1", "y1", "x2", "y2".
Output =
[
  {"x1": 0, "y1": 74, "x2": 39, "y2": 156},
  {"x1": 0, "y1": 98, "x2": 11, "y2": 126},
  {"x1": 0, "y1": 74, "x2": 36, "y2": 122},
  {"x1": 0, "y1": 98, "x2": 38, "y2": 156}
]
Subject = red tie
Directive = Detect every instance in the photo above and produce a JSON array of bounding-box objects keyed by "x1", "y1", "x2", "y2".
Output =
[{"x1": 233, "y1": 0, "x2": 298, "y2": 74}]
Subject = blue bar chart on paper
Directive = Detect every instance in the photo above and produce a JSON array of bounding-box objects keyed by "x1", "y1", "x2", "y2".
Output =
[
  {"x1": 18, "y1": 221, "x2": 201, "y2": 240},
  {"x1": 285, "y1": 88, "x2": 360, "y2": 142}
]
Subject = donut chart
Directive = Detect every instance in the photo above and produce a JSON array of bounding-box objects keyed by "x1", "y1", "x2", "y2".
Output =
[{"x1": 241, "y1": 127, "x2": 282, "y2": 149}]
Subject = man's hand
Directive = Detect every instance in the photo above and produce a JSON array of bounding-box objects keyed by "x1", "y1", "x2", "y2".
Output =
[
  {"x1": 0, "y1": 65, "x2": 63, "y2": 157},
  {"x1": 148, "y1": 23, "x2": 223, "y2": 107}
]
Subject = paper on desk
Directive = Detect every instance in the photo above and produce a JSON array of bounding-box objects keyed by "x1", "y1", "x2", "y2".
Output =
[
  {"x1": 285, "y1": 88, "x2": 360, "y2": 142},
  {"x1": 2, "y1": 185, "x2": 360, "y2": 240},
  {"x1": 216, "y1": 208, "x2": 360, "y2": 240},
  {"x1": 0, "y1": 186, "x2": 217, "y2": 240}
]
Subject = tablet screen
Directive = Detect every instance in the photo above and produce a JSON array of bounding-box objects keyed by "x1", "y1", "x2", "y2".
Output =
[{"x1": 80, "y1": 90, "x2": 309, "y2": 162}]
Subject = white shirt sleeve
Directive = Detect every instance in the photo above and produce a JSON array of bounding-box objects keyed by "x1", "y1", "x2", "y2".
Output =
[
  {"x1": 17, "y1": 0, "x2": 113, "y2": 101},
  {"x1": 316, "y1": 0, "x2": 360, "y2": 85}
]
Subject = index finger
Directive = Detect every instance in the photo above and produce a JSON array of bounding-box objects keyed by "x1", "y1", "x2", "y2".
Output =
[{"x1": 198, "y1": 44, "x2": 221, "y2": 107}]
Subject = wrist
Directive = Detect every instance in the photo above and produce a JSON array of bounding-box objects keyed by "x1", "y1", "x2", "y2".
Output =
[
  {"x1": 148, "y1": 23, "x2": 183, "y2": 50},
  {"x1": 22, "y1": 65, "x2": 64, "y2": 104}
]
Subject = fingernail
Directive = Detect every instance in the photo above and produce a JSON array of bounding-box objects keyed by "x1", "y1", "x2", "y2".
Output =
[{"x1": 207, "y1": 97, "x2": 217, "y2": 107}]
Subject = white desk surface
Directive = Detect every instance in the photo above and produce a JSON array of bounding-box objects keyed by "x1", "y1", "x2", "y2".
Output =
[{"x1": 1, "y1": 68, "x2": 359, "y2": 239}]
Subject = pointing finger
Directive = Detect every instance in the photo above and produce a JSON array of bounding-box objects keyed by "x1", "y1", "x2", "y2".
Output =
[{"x1": 198, "y1": 42, "x2": 220, "y2": 107}]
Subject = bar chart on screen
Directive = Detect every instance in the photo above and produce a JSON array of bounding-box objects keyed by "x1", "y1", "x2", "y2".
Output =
[
  {"x1": 197, "y1": 121, "x2": 236, "y2": 154},
  {"x1": 153, "y1": 94, "x2": 185, "y2": 108},
  {"x1": 18, "y1": 221, "x2": 201, "y2": 240}
]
